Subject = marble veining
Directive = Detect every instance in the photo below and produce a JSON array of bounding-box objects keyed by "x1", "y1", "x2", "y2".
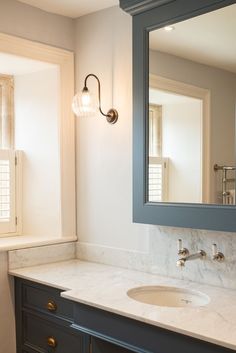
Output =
[
  {"x1": 8, "y1": 242, "x2": 76, "y2": 270},
  {"x1": 9, "y1": 260, "x2": 236, "y2": 350},
  {"x1": 76, "y1": 226, "x2": 236, "y2": 290}
]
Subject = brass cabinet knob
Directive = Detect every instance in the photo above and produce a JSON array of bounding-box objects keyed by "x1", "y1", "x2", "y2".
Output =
[
  {"x1": 47, "y1": 336, "x2": 57, "y2": 348},
  {"x1": 47, "y1": 300, "x2": 57, "y2": 312}
]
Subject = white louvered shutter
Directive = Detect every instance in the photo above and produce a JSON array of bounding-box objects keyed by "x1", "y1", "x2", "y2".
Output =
[
  {"x1": 0, "y1": 149, "x2": 17, "y2": 234},
  {"x1": 149, "y1": 157, "x2": 169, "y2": 202}
]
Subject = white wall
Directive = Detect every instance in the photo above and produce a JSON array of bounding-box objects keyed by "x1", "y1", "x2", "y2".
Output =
[
  {"x1": 14, "y1": 68, "x2": 61, "y2": 237},
  {"x1": 162, "y1": 100, "x2": 202, "y2": 203},
  {"x1": 75, "y1": 7, "x2": 149, "y2": 250}
]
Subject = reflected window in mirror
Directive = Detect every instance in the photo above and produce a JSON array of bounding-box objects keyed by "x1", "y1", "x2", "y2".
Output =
[
  {"x1": 148, "y1": 104, "x2": 169, "y2": 203},
  {"x1": 148, "y1": 4, "x2": 236, "y2": 205}
]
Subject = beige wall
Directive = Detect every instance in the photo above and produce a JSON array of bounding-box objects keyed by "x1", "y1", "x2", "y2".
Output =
[{"x1": 0, "y1": 0, "x2": 75, "y2": 51}]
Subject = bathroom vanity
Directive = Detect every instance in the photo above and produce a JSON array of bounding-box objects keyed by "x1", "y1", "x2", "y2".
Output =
[{"x1": 11, "y1": 260, "x2": 236, "y2": 353}]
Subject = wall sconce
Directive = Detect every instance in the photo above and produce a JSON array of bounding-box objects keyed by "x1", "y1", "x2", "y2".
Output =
[{"x1": 72, "y1": 74, "x2": 118, "y2": 124}]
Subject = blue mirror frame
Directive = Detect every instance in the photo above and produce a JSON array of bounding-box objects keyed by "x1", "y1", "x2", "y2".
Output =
[{"x1": 120, "y1": 0, "x2": 236, "y2": 232}]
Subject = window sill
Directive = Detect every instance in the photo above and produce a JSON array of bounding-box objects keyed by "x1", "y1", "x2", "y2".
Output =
[{"x1": 0, "y1": 234, "x2": 77, "y2": 252}]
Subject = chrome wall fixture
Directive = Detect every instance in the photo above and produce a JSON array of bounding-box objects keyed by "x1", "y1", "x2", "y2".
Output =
[
  {"x1": 176, "y1": 239, "x2": 206, "y2": 267},
  {"x1": 72, "y1": 74, "x2": 118, "y2": 124},
  {"x1": 176, "y1": 239, "x2": 225, "y2": 267},
  {"x1": 214, "y1": 164, "x2": 236, "y2": 205}
]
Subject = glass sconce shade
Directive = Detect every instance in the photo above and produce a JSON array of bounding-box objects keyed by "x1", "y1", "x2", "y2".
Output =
[
  {"x1": 72, "y1": 74, "x2": 118, "y2": 124},
  {"x1": 72, "y1": 88, "x2": 97, "y2": 117}
]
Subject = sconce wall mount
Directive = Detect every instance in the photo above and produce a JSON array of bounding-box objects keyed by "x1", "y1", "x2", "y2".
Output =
[{"x1": 72, "y1": 74, "x2": 118, "y2": 124}]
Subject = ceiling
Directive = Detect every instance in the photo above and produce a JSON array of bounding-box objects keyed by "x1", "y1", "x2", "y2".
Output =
[
  {"x1": 149, "y1": 4, "x2": 236, "y2": 73},
  {"x1": 0, "y1": 53, "x2": 57, "y2": 75},
  {"x1": 17, "y1": 0, "x2": 119, "y2": 18}
]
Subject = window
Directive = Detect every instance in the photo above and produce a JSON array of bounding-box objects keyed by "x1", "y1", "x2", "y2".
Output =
[
  {"x1": 148, "y1": 104, "x2": 168, "y2": 202},
  {"x1": 0, "y1": 33, "x2": 75, "y2": 241},
  {"x1": 0, "y1": 74, "x2": 21, "y2": 236},
  {"x1": 149, "y1": 104, "x2": 162, "y2": 157},
  {"x1": 149, "y1": 157, "x2": 168, "y2": 202}
]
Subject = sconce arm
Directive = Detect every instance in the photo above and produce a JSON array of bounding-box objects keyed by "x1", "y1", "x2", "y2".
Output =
[{"x1": 84, "y1": 74, "x2": 107, "y2": 117}]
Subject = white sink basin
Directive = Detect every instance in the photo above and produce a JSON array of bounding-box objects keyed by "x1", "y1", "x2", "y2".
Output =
[{"x1": 127, "y1": 285, "x2": 210, "y2": 308}]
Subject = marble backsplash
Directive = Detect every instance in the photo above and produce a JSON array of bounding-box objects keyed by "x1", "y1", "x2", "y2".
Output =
[
  {"x1": 9, "y1": 242, "x2": 76, "y2": 270},
  {"x1": 76, "y1": 226, "x2": 236, "y2": 290},
  {"x1": 7, "y1": 227, "x2": 236, "y2": 290}
]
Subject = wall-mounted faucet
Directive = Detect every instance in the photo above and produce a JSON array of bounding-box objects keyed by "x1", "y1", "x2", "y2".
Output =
[{"x1": 177, "y1": 239, "x2": 206, "y2": 267}]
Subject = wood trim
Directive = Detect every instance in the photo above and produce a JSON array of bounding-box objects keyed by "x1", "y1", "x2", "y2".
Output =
[{"x1": 0, "y1": 32, "x2": 76, "y2": 238}]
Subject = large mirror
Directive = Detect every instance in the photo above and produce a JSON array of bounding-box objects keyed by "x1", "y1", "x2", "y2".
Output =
[{"x1": 148, "y1": 4, "x2": 236, "y2": 205}]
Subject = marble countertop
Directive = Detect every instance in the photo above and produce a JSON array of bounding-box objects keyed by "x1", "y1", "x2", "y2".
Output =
[{"x1": 9, "y1": 259, "x2": 236, "y2": 350}]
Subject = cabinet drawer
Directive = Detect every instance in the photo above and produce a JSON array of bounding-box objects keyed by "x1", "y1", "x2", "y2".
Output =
[
  {"x1": 23, "y1": 313, "x2": 89, "y2": 353},
  {"x1": 22, "y1": 282, "x2": 73, "y2": 322}
]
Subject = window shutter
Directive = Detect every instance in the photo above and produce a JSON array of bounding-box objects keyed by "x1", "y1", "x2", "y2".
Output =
[
  {"x1": 0, "y1": 149, "x2": 17, "y2": 234},
  {"x1": 149, "y1": 157, "x2": 169, "y2": 202}
]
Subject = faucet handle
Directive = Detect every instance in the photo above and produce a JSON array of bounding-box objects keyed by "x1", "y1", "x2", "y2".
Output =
[
  {"x1": 177, "y1": 239, "x2": 189, "y2": 257},
  {"x1": 177, "y1": 238, "x2": 182, "y2": 252},
  {"x1": 212, "y1": 243, "x2": 225, "y2": 262}
]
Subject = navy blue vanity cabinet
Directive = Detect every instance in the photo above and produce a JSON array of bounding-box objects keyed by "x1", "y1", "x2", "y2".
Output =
[
  {"x1": 72, "y1": 302, "x2": 235, "y2": 353},
  {"x1": 15, "y1": 279, "x2": 235, "y2": 353},
  {"x1": 15, "y1": 278, "x2": 90, "y2": 353}
]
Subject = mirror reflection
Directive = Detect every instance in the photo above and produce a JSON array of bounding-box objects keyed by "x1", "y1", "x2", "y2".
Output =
[{"x1": 148, "y1": 4, "x2": 236, "y2": 205}]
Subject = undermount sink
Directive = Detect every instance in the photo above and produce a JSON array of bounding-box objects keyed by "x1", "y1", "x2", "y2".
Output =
[{"x1": 127, "y1": 285, "x2": 210, "y2": 308}]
